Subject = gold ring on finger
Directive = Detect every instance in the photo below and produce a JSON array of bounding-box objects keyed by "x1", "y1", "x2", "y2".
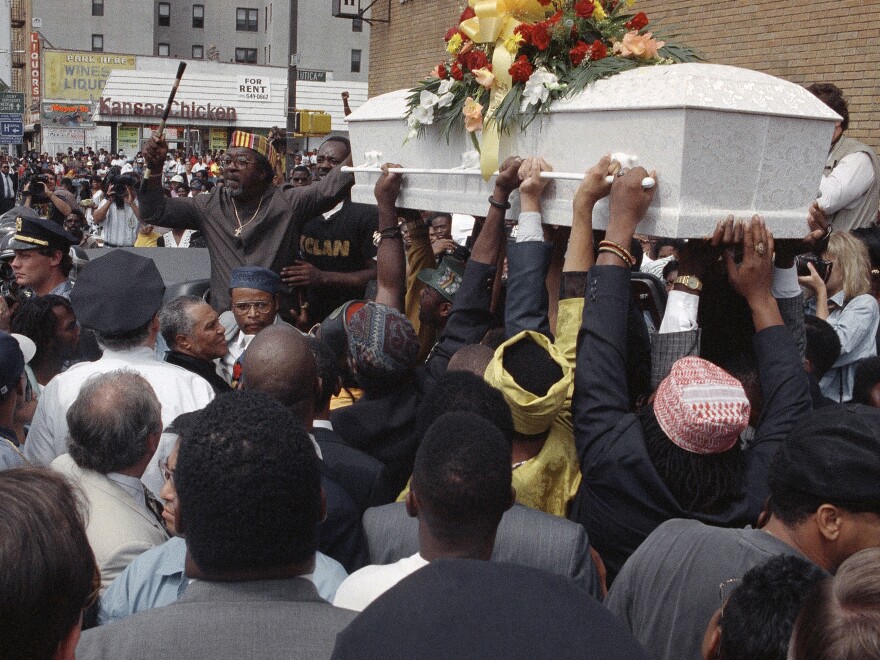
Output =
[{"x1": 755, "y1": 242, "x2": 766, "y2": 256}]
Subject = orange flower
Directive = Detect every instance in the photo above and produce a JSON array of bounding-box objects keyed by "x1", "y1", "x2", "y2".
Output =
[
  {"x1": 462, "y1": 96, "x2": 483, "y2": 132},
  {"x1": 612, "y1": 31, "x2": 665, "y2": 59},
  {"x1": 472, "y1": 67, "x2": 496, "y2": 89}
]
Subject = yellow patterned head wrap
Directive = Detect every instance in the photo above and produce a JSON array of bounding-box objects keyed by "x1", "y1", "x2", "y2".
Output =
[{"x1": 484, "y1": 330, "x2": 572, "y2": 435}]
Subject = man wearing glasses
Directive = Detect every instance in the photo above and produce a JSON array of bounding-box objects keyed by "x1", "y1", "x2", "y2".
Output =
[
  {"x1": 218, "y1": 266, "x2": 292, "y2": 385},
  {"x1": 0, "y1": 161, "x2": 18, "y2": 214},
  {"x1": 138, "y1": 130, "x2": 353, "y2": 313}
]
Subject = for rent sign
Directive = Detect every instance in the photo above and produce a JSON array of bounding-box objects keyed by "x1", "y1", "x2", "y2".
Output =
[{"x1": 237, "y1": 77, "x2": 270, "y2": 101}]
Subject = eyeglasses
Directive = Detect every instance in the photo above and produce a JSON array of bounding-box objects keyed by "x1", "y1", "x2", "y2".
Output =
[
  {"x1": 158, "y1": 457, "x2": 175, "y2": 484},
  {"x1": 219, "y1": 155, "x2": 255, "y2": 167},
  {"x1": 233, "y1": 300, "x2": 273, "y2": 314}
]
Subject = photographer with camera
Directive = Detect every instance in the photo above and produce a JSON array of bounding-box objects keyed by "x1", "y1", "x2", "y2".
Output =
[
  {"x1": 92, "y1": 174, "x2": 141, "y2": 247},
  {"x1": 799, "y1": 230, "x2": 880, "y2": 402},
  {"x1": 21, "y1": 174, "x2": 74, "y2": 225}
]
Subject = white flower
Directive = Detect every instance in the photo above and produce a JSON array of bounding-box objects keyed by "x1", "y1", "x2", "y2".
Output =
[
  {"x1": 422, "y1": 84, "x2": 454, "y2": 110},
  {"x1": 412, "y1": 103, "x2": 434, "y2": 125},
  {"x1": 520, "y1": 67, "x2": 565, "y2": 111},
  {"x1": 419, "y1": 89, "x2": 439, "y2": 108},
  {"x1": 436, "y1": 92, "x2": 454, "y2": 109},
  {"x1": 438, "y1": 79, "x2": 455, "y2": 95}
]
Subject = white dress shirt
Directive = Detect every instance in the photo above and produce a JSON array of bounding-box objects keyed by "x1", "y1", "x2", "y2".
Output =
[
  {"x1": 818, "y1": 151, "x2": 875, "y2": 214},
  {"x1": 25, "y1": 346, "x2": 215, "y2": 495}
]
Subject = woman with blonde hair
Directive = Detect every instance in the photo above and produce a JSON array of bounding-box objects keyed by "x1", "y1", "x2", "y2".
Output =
[
  {"x1": 800, "y1": 231, "x2": 879, "y2": 401},
  {"x1": 788, "y1": 547, "x2": 880, "y2": 660}
]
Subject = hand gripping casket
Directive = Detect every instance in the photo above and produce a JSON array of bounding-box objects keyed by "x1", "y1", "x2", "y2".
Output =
[{"x1": 346, "y1": 63, "x2": 840, "y2": 238}]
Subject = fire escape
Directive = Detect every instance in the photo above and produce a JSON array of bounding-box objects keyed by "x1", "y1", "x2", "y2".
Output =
[{"x1": 10, "y1": 0, "x2": 27, "y2": 93}]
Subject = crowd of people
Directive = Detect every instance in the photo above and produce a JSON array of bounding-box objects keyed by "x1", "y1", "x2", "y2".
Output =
[{"x1": 1, "y1": 81, "x2": 880, "y2": 659}]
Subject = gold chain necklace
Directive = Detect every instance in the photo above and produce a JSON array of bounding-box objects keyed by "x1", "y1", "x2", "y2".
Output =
[{"x1": 231, "y1": 197, "x2": 264, "y2": 237}]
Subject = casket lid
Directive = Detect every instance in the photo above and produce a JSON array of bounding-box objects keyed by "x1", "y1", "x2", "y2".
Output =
[
  {"x1": 550, "y1": 63, "x2": 841, "y2": 121},
  {"x1": 346, "y1": 89, "x2": 409, "y2": 122}
]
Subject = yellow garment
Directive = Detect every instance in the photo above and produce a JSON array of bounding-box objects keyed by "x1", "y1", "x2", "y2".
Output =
[
  {"x1": 329, "y1": 387, "x2": 363, "y2": 411},
  {"x1": 404, "y1": 223, "x2": 438, "y2": 363},
  {"x1": 555, "y1": 297, "x2": 584, "y2": 404},
  {"x1": 134, "y1": 232, "x2": 161, "y2": 247},
  {"x1": 511, "y1": 413, "x2": 581, "y2": 517},
  {"x1": 484, "y1": 330, "x2": 572, "y2": 435}
]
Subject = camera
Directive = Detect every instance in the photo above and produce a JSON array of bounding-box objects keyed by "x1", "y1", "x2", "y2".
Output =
[
  {"x1": 26, "y1": 174, "x2": 51, "y2": 204},
  {"x1": 108, "y1": 174, "x2": 136, "y2": 208},
  {"x1": 796, "y1": 253, "x2": 833, "y2": 282},
  {"x1": 0, "y1": 261, "x2": 32, "y2": 308}
]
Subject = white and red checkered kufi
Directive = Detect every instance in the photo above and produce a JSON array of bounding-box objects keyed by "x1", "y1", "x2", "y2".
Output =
[{"x1": 653, "y1": 356, "x2": 750, "y2": 454}]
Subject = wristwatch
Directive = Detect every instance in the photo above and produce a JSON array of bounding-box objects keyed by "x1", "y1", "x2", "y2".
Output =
[{"x1": 673, "y1": 274, "x2": 703, "y2": 292}]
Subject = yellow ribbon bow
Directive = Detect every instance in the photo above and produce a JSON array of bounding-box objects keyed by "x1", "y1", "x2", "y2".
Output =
[{"x1": 459, "y1": 0, "x2": 550, "y2": 180}]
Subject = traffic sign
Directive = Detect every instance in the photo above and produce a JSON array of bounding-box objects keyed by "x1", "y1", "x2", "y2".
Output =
[
  {"x1": 0, "y1": 92, "x2": 24, "y2": 114},
  {"x1": 0, "y1": 118, "x2": 24, "y2": 144}
]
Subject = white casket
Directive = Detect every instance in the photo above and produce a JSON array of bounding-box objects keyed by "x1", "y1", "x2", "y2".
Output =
[{"x1": 346, "y1": 63, "x2": 840, "y2": 238}]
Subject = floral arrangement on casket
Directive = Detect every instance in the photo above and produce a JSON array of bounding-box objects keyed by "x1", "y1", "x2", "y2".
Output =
[{"x1": 405, "y1": 0, "x2": 701, "y2": 178}]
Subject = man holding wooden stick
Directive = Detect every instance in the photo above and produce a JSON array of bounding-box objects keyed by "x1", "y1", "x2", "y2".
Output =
[{"x1": 138, "y1": 131, "x2": 354, "y2": 312}]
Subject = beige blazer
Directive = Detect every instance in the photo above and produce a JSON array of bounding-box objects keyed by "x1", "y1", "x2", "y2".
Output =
[{"x1": 51, "y1": 453, "x2": 169, "y2": 592}]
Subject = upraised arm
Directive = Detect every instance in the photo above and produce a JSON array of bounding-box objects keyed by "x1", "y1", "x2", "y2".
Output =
[{"x1": 373, "y1": 164, "x2": 406, "y2": 311}]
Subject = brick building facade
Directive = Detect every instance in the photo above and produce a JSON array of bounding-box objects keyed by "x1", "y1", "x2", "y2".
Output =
[{"x1": 368, "y1": 0, "x2": 880, "y2": 151}]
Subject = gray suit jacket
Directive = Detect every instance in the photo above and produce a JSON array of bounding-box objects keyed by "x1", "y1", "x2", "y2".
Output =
[
  {"x1": 77, "y1": 578, "x2": 357, "y2": 660},
  {"x1": 363, "y1": 502, "x2": 601, "y2": 598}
]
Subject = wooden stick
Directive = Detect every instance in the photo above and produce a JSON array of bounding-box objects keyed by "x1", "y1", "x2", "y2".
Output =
[{"x1": 143, "y1": 61, "x2": 187, "y2": 180}]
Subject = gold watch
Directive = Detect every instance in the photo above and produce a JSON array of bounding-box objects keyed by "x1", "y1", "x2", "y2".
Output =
[{"x1": 673, "y1": 274, "x2": 703, "y2": 292}]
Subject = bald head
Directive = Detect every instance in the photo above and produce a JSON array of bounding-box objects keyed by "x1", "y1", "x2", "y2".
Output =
[
  {"x1": 448, "y1": 343, "x2": 495, "y2": 378},
  {"x1": 240, "y1": 325, "x2": 318, "y2": 424}
]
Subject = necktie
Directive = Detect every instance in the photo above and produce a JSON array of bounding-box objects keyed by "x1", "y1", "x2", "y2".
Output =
[{"x1": 144, "y1": 488, "x2": 170, "y2": 535}]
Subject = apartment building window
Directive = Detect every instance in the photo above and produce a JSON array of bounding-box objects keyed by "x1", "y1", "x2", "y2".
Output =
[
  {"x1": 158, "y1": 3, "x2": 171, "y2": 26},
  {"x1": 350, "y1": 49, "x2": 361, "y2": 73},
  {"x1": 92, "y1": 0, "x2": 104, "y2": 17},
  {"x1": 158, "y1": 43, "x2": 170, "y2": 57},
  {"x1": 91, "y1": 34, "x2": 103, "y2": 52},
  {"x1": 192, "y1": 4, "x2": 204, "y2": 28},
  {"x1": 352, "y1": 17, "x2": 363, "y2": 32},
  {"x1": 236, "y1": 8, "x2": 258, "y2": 31},
  {"x1": 192, "y1": 44, "x2": 204, "y2": 59},
  {"x1": 235, "y1": 48, "x2": 257, "y2": 63}
]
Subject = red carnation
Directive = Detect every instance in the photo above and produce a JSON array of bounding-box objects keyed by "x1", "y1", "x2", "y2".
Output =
[
  {"x1": 509, "y1": 55, "x2": 534, "y2": 84},
  {"x1": 461, "y1": 49, "x2": 489, "y2": 72},
  {"x1": 445, "y1": 27, "x2": 460, "y2": 41},
  {"x1": 514, "y1": 23, "x2": 533, "y2": 44},
  {"x1": 530, "y1": 22, "x2": 551, "y2": 50},
  {"x1": 436, "y1": 63, "x2": 448, "y2": 79},
  {"x1": 450, "y1": 62, "x2": 464, "y2": 80},
  {"x1": 569, "y1": 41, "x2": 591, "y2": 66},
  {"x1": 459, "y1": 6, "x2": 476, "y2": 22},
  {"x1": 547, "y1": 10, "x2": 563, "y2": 24},
  {"x1": 574, "y1": 0, "x2": 594, "y2": 19},
  {"x1": 590, "y1": 39, "x2": 608, "y2": 60},
  {"x1": 625, "y1": 11, "x2": 649, "y2": 31}
]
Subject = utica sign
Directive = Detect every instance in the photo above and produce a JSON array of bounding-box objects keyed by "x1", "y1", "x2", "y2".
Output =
[{"x1": 98, "y1": 98, "x2": 237, "y2": 121}]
